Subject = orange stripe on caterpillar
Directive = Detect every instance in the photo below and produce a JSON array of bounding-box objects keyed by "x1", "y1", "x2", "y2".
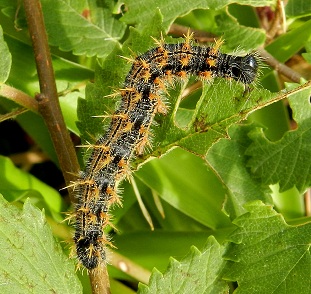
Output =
[{"x1": 74, "y1": 38, "x2": 258, "y2": 269}]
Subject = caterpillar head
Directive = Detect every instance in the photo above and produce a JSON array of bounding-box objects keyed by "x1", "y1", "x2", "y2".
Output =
[{"x1": 228, "y1": 54, "x2": 258, "y2": 84}]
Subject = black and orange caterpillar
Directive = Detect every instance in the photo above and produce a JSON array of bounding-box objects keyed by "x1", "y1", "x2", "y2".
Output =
[{"x1": 73, "y1": 35, "x2": 258, "y2": 269}]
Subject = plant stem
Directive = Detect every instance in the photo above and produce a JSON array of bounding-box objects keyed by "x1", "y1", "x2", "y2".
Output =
[
  {"x1": 257, "y1": 47, "x2": 302, "y2": 83},
  {"x1": 23, "y1": 0, "x2": 79, "y2": 195},
  {"x1": 89, "y1": 265, "x2": 111, "y2": 294},
  {"x1": 109, "y1": 250, "x2": 151, "y2": 285},
  {"x1": 23, "y1": 0, "x2": 110, "y2": 293}
]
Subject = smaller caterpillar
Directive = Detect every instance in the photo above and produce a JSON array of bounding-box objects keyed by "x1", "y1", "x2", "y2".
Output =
[{"x1": 73, "y1": 35, "x2": 258, "y2": 270}]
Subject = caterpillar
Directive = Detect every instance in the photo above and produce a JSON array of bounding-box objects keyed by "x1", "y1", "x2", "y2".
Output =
[{"x1": 73, "y1": 35, "x2": 258, "y2": 270}]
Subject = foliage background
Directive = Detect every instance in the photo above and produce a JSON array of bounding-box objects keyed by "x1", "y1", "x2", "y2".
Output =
[{"x1": 0, "y1": 0, "x2": 311, "y2": 293}]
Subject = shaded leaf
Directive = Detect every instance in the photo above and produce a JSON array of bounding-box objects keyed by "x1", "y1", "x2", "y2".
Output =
[
  {"x1": 302, "y1": 40, "x2": 311, "y2": 63},
  {"x1": 114, "y1": 231, "x2": 216, "y2": 273},
  {"x1": 264, "y1": 19, "x2": 311, "y2": 63}
]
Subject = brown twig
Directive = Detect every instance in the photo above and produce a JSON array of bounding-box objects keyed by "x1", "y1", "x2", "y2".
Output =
[
  {"x1": 9, "y1": 149, "x2": 49, "y2": 171},
  {"x1": 109, "y1": 250, "x2": 151, "y2": 285},
  {"x1": 23, "y1": 0, "x2": 110, "y2": 293},
  {"x1": 23, "y1": 0, "x2": 80, "y2": 193},
  {"x1": 257, "y1": 47, "x2": 303, "y2": 83},
  {"x1": 0, "y1": 108, "x2": 28, "y2": 123},
  {"x1": 181, "y1": 81, "x2": 202, "y2": 100},
  {"x1": 0, "y1": 84, "x2": 39, "y2": 113},
  {"x1": 89, "y1": 265, "x2": 111, "y2": 294}
]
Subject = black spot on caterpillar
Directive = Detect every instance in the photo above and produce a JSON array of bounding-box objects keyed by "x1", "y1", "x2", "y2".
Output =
[{"x1": 73, "y1": 36, "x2": 258, "y2": 270}]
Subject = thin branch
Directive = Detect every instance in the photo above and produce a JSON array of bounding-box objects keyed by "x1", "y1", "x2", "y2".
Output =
[
  {"x1": 257, "y1": 47, "x2": 303, "y2": 83},
  {"x1": 109, "y1": 250, "x2": 151, "y2": 285},
  {"x1": 9, "y1": 149, "x2": 49, "y2": 171},
  {"x1": 0, "y1": 108, "x2": 28, "y2": 123},
  {"x1": 181, "y1": 81, "x2": 202, "y2": 100},
  {"x1": 0, "y1": 84, "x2": 38, "y2": 113},
  {"x1": 23, "y1": 0, "x2": 110, "y2": 293}
]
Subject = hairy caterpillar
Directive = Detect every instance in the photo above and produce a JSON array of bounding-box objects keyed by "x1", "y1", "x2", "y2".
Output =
[{"x1": 73, "y1": 36, "x2": 258, "y2": 270}]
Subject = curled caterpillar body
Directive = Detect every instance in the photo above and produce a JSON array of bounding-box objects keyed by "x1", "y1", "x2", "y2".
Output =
[{"x1": 74, "y1": 40, "x2": 258, "y2": 269}]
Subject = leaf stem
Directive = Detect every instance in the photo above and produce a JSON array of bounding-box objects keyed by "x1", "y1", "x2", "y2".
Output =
[{"x1": 23, "y1": 0, "x2": 110, "y2": 292}]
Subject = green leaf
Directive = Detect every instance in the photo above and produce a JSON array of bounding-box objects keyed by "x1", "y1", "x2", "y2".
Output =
[
  {"x1": 40, "y1": 0, "x2": 125, "y2": 57},
  {"x1": 286, "y1": 0, "x2": 311, "y2": 18},
  {"x1": 247, "y1": 83, "x2": 311, "y2": 193},
  {"x1": 147, "y1": 80, "x2": 276, "y2": 160},
  {"x1": 114, "y1": 231, "x2": 214, "y2": 273},
  {"x1": 135, "y1": 148, "x2": 231, "y2": 229},
  {"x1": 0, "y1": 195, "x2": 82, "y2": 293},
  {"x1": 121, "y1": 0, "x2": 275, "y2": 31},
  {"x1": 215, "y1": 11, "x2": 265, "y2": 51},
  {"x1": 0, "y1": 25, "x2": 11, "y2": 83},
  {"x1": 302, "y1": 40, "x2": 311, "y2": 64},
  {"x1": 138, "y1": 236, "x2": 229, "y2": 294},
  {"x1": 264, "y1": 19, "x2": 311, "y2": 63},
  {"x1": 223, "y1": 201, "x2": 311, "y2": 294}
]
